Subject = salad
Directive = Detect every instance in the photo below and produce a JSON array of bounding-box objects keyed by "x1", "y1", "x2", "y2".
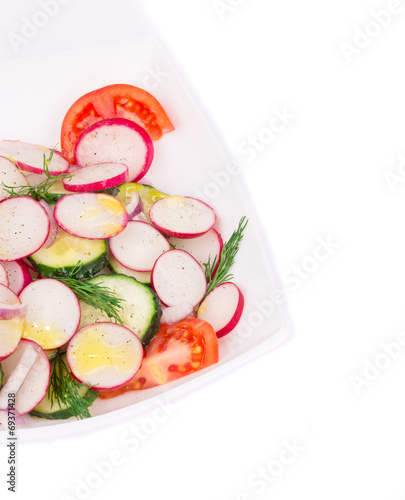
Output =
[{"x1": 0, "y1": 84, "x2": 247, "y2": 423}]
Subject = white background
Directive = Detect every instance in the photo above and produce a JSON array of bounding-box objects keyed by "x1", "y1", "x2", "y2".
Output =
[{"x1": 2, "y1": 0, "x2": 405, "y2": 499}]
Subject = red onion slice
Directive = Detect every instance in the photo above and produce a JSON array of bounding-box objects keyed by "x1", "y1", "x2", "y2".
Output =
[
  {"x1": 125, "y1": 191, "x2": 144, "y2": 220},
  {"x1": 39, "y1": 199, "x2": 58, "y2": 249}
]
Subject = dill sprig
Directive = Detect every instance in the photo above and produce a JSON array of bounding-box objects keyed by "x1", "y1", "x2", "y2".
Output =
[
  {"x1": 55, "y1": 262, "x2": 125, "y2": 325},
  {"x1": 203, "y1": 216, "x2": 248, "y2": 296},
  {"x1": 1, "y1": 147, "x2": 71, "y2": 203},
  {"x1": 49, "y1": 354, "x2": 98, "y2": 420}
]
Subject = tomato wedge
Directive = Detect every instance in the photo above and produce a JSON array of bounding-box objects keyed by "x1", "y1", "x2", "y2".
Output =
[
  {"x1": 60, "y1": 84, "x2": 175, "y2": 163},
  {"x1": 99, "y1": 318, "x2": 219, "y2": 398}
]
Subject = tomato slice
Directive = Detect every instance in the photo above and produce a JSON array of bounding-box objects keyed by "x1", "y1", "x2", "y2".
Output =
[
  {"x1": 60, "y1": 84, "x2": 175, "y2": 163},
  {"x1": 99, "y1": 318, "x2": 219, "y2": 398}
]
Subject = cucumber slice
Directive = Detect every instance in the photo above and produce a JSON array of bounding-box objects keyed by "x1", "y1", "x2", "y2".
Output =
[
  {"x1": 29, "y1": 227, "x2": 108, "y2": 279},
  {"x1": 29, "y1": 354, "x2": 98, "y2": 420},
  {"x1": 99, "y1": 186, "x2": 119, "y2": 197},
  {"x1": 116, "y1": 182, "x2": 168, "y2": 220},
  {"x1": 30, "y1": 388, "x2": 98, "y2": 420},
  {"x1": 79, "y1": 274, "x2": 161, "y2": 347}
]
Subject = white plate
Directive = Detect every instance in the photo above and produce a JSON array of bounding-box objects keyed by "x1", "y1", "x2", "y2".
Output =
[{"x1": 0, "y1": 38, "x2": 291, "y2": 440}]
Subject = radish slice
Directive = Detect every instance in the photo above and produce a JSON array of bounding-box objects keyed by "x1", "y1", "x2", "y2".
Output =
[
  {"x1": 1, "y1": 260, "x2": 32, "y2": 295},
  {"x1": 0, "y1": 339, "x2": 50, "y2": 414},
  {"x1": 39, "y1": 199, "x2": 58, "y2": 249},
  {"x1": 0, "y1": 341, "x2": 39, "y2": 410},
  {"x1": 197, "y1": 282, "x2": 244, "y2": 338},
  {"x1": 151, "y1": 249, "x2": 207, "y2": 307},
  {"x1": 54, "y1": 193, "x2": 128, "y2": 239},
  {"x1": 24, "y1": 172, "x2": 47, "y2": 186},
  {"x1": 0, "y1": 283, "x2": 24, "y2": 308},
  {"x1": 109, "y1": 220, "x2": 170, "y2": 272},
  {"x1": 0, "y1": 285, "x2": 21, "y2": 306},
  {"x1": 149, "y1": 196, "x2": 216, "y2": 238},
  {"x1": 0, "y1": 263, "x2": 9, "y2": 287},
  {"x1": 67, "y1": 322, "x2": 144, "y2": 391},
  {"x1": 125, "y1": 191, "x2": 143, "y2": 220},
  {"x1": 74, "y1": 118, "x2": 154, "y2": 183},
  {"x1": 0, "y1": 197, "x2": 50, "y2": 261},
  {"x1": 0, "y1": 141, "x2": 69, "y2": 175},
  {"x1": 161, "y1": 302, "x2": 194, "y2": 325},
  {"x1": 62, "y1": 162, "x2": 129, "y2": 192},
  {"x1": 21, "y1": 259, "x2": 39, "y2": 281},
  {"x1": 169, "y1": 228, "x2": 223, "y2": 269},
  {"x1": 0, "y1": 156, "x2": 29, "y2": 201},
  {"x1": 109, "y1": 254, "x2": 151, "y2": 284},
  {"x1": 0, "y1": 318, "x2": 25, "y2": 362},
  {"x1": 19, "y1": 279, "x2": 81, "y2": 350},
  {"x1": 0, "y1": 284, "x2": 25, "y2": 361}
]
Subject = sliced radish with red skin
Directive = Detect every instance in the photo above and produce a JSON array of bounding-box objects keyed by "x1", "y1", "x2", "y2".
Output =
[
  {"x1": 6, "y1": 260, "x2": 33, "y2": 294},
  {"x1": 125, "y1": 191, "x2": 143, "y2": 220},
  {"x1": 151, "y1": 249, "x2": 207, "y2": 307},
  {"x1": 2, "y1": 260, "x2": 32, "y2": 295},
  {"x1": 0, "y1": 318, "x2": 25, "y2": 362},
  {"x1": 19, "y1": 279, "x2": 81, "y2": 350},
  {"x1": 0, "y1": 284, "x2": 25, "y2": 360},
  {"x1": 54, "y1": 192, "x2": 128, "y2": 239},
  {"x1": 0, "y1": 197, "x2": 50, "y2": 261},
  {"x1": 169, "y1": 228, "x2": 223, "y2": 270},
  {"x1": 108, "y1": 254, "x2": 151, "y2": 284},
  {"x1": 74, "y1": 118, "x2": 154, "y2": 183},
  {"x1": 0, "y1": 339, "x2": 39, "y2": 410},
  {"x1": 21, "y1": 259, "x2": 39, "y2": 281},
  {"x1": 197, "y1": 282, "x2": 244, "y2": 338},
  {"x1": 0, "y1": 141, "x2": 69, "y2": 175},
  {"x1": 39, "y1": 199, "x2": 58, "y2": 249},
  {"x1": 109, "y1": 220, "x2": 170, "y2": 272},
  {"x1": 0, "y1": 283, "x2": 24, "y2": 307},
  {"x1": 0, "y1": 156, "x2": 29, "y2": 201},
  {"x1": 149, "y1": 196, "x2": 216, "y2": 238},
  {"x1": 25, "y1": 167, "x2": 78, "y2": 188},
  {"x1": 67, "y1": 322, "x2": 144, "y2": 390},
  {"x1": 161, "y1": 301, "x2": 194, "y2": 325},
  {"x1": 63, "y1": 162, "x2": 129, "y2": 193},
  {"x1": 0, "y1": 339, "x2": 50, "y2": 414},
  {"x1": 0, "y1": 263, "x2": 8, "y2": 286},
  {"x1": 24, "y1": 172, "x2": 46, "y2": 186}
]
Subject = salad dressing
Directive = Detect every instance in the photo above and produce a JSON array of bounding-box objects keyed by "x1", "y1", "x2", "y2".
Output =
[
  {"x1": 72, "y1": 335, "x2": 135, "y2": 375},
  {"x1": 22, "y1": 320, "x2": 66, "y2": 349},
  {"x1": 79, "y1": 196, "x2": 126, "y2": 237}
]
